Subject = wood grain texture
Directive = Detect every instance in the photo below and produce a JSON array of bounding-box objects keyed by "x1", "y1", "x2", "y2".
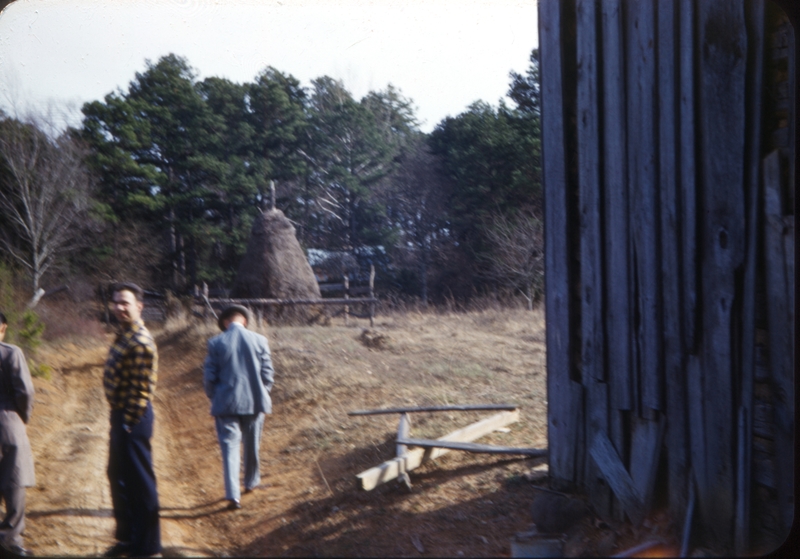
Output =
[
  {"x1": 697, "y1": 1, "x2": 748, "y2": 545},
  {"x1": 658, "y1": 0, "x2": 688, "y2": 519},
  {"x1": 763, "y1": 151, "x2": 795, "y2": 538},
  {"x1": 577, "y1": 0, "x2": 604, "y2": 385},
  {"x1": 626, "y1": 0, "x2": 662, "y2": 412},
  {"x1": 601, "y1": 0, "x2": 633, "y2": 412},
  {"x1": 540, "y1": 0, "x2": 578, "y2": 485},
  {"x1": 736, "y1": 1, "x2": 765, "y2": 551},
  {"x1": 678, "y1": 0, "x2": 698, "y2": 354}
]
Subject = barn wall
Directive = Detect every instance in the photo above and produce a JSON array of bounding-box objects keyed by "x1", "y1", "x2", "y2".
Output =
[{"x1": 539, "y1": 0, "x2": 795, "y2": 553}]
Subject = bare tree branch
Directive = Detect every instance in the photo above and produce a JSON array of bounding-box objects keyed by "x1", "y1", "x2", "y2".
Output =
[
  {"x1": 0, "y1": 116, "x2": 92, "y2": 298},
  {"x1": 480, "y1": 210, "x2": 544, "y2": 310}
]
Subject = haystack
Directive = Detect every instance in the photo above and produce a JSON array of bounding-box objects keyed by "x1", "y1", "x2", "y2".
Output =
[{"x1": 231, "y1": 209, "x2": 321, "y2": 322}]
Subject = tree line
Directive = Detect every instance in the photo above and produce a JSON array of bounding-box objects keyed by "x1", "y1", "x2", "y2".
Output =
[{"x1": 0, "y1": 50, "x2": 542, "y2": 307}]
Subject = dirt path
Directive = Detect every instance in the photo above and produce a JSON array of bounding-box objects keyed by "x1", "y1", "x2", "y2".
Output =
[
  {"x1": 25, "y1": 334, "x2": 311, "y2": 557},
  {"x1": 25, "y1": 341, "x2": 115, "y2": 556}
]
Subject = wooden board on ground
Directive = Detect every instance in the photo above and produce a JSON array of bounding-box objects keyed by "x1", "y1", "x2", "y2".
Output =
[
  {"x1": 396, "y1": 438, "x2": 546, "y2": 456},
  {"x1": 348, "y1": 404, "x2": 518, "y2": 416},
  {"x1": 356, "y1": 410, "x2": 520, "y2": 491}
]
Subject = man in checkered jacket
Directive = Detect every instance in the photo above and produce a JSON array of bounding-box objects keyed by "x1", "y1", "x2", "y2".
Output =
[{"x1": 102, "y1": 282, "x2": 161, "y2": 558}]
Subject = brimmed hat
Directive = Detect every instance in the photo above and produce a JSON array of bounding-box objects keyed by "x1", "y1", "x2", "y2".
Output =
[{"x1": 218, "y1": 304, "x2": 252, "y2": 331}]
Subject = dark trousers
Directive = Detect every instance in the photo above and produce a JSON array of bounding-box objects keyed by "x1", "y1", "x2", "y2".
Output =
[{"x1": 108, "y1": 402, "x2": 161, "y2": 556}]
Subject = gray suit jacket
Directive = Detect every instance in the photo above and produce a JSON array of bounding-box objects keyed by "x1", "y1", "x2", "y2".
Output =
[
  {"x1": 203, "y1": 323, "x2": 274, "y2": 416},
  {"x1": 0, "y1": 342, "x2": 35, "y2": 487}
]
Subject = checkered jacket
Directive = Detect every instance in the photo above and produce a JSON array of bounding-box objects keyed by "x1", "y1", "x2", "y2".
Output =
[{"x1": 103, "y1": 319, "x2": 158, "y2": 426}]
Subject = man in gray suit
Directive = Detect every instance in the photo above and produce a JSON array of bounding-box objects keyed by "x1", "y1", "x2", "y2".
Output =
[
  {"x1": 0, "y1": 312, "x2": 35, "y2": 556},
  {"x1": 203, "y1": 305, "x2": 274, "y2": 510}
]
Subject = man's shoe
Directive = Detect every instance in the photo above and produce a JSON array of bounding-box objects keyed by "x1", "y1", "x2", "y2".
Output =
[
  {"x1": 102, "y1": 542, "x2": 132, "y2": 557},
  {"x1": 244, "y1": 483, "x2": 270, "y2": 494},
  {"x1": 227, "y1": 499, "x2": 242, "y2": 510}
]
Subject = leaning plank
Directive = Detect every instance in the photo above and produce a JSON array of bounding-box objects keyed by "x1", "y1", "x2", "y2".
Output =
[
  {"x1": 397, "y1": 438, "x2": 546, "y2": 456},
  {"x1": 629, "y1": 412, "x2": 666, "y2": 517},
  {"x1": 349, "y1": 404, "x2": 517, "y2": 416},
  {"x1": 356, "y1": 410, "x2": 519, "y2": 490},
  {"x1": 680, "y1": 471, "x2": 697, "y2": 557},
  {"x1": 589, "y1": 430, "x2": 644, "y2": 526}
]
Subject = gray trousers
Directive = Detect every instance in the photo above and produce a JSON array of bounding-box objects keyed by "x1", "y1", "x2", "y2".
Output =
[
  {"x1": 0, "y1": 484, "x2": 25, "y2": 547},
  {"x1": 214, "y1": 413, "x2": 265, "y2": 501}
]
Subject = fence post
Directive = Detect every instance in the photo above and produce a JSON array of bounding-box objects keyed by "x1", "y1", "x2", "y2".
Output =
[
  {"x1": 369, "y1": 265, "x2": 375, "y2": 327},
  {"x1": 344, "y1": 274, "x2": 350, "y2": 326}
]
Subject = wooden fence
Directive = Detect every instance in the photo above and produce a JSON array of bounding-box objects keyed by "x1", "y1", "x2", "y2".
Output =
[
  {"x1": 197, "y1": 265, "x2": 378, "y2": 326},
  {"x1": 99, "y1": 266, "x2": 379, "y2": 326},
  {"x1": 539, "y1": 0, "x2": 795, "y2": 553}
]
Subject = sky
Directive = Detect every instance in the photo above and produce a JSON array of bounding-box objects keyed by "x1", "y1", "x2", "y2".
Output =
[{"x1": 0, "y1": 0, "x2": 539, "y2": 133}]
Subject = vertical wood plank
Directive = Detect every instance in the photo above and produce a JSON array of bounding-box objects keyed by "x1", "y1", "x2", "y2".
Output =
[
  {"x1": 540, "y1": 0, "x2": 577, "y2": 485},
  {"x1": 697, "y1": 0, "x2": 748, "y2": 547},
  {"x1": 763, "y1": 150, "x2": 794, "y2": 540},
  {"x1": 626, "y1": 0, "x2": 663, "y2": 412},
  {"x1": 573, "y1": 378, "x2": 587, "y2": 488},
  {"x1": 678, "y1": 0, "x2": 698, "y2": 353},
  {"x1": 577, "y1": 0, "x2": 604, "y2": 385},
  {"x1": 576, "y1": 0, "x2": 609, "y2": 509},
  {"x1": 657, "y1": 0, "x2": 688, "y2": 519},
  {"x1": 686, "y1": 353, "x2": 709, "y2": 527},
  {"x1": 396, "y1": 412, "x2": 410, "y2": 457},
  {"x1": 601, "y1": 0, "x2": 633, "y2": 412},
  {"x1": 601, "y1": 0, "x2": 631, "y2": 519},
  {"x1": 737, "y1": 0, "x2": 765, "y2": 552},
  {"x1": 735, "y1": 405, "x2": 749, "y2": 555}
]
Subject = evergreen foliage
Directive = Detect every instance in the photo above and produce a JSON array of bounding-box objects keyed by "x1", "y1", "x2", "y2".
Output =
[{"x1": 1, "y1": 49, "x2": 543, "y2": 306}]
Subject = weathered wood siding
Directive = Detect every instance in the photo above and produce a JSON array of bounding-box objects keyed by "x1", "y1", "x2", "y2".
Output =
[{"x1": 539, "y1": 0, "x2": 795, "y2": 553}]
